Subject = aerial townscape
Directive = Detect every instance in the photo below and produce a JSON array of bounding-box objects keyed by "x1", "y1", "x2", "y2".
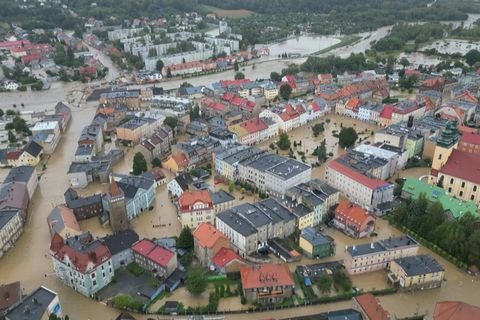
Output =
[{"x1": 2, "y1": 0, "x2": 480, "y2": 320}]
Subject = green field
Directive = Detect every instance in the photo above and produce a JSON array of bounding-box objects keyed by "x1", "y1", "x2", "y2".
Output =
[{"x1": 201, "y1": 5, "x2": 253, "y2": 18}]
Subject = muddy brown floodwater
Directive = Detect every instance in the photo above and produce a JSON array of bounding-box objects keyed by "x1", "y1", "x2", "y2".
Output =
[{"x1": 0, "y1": 97, "x2": 479, "y2": 320}]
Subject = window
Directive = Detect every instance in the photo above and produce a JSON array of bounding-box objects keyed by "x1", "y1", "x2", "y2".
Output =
[
  {"x1": 448, "y1": 187, "x2": 452, "y2": 193},
  {"x1": 459, "y1": 191, "x2": 463, "y2": 197},
  {"x1": 474, "y1": 186, "x2": 477, "y2": 192},
  {"x1": 471, "y1": 195, "x2": 475, "y2": 201},
  {"x1": 438, "y1": 154, "x2": 442, "y2": 160},
  {"x1": 450, "y1": 178, "x2": 454, "y2": 184},
  {"x1": 461, "y1": 182, "x2": 465, "y2": 188}
]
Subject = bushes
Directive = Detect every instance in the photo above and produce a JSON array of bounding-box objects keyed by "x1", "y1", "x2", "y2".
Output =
[
  {"x1": 112, "y1": 295, "x2": 144, "y2": 311},
  {"x1": 126, "y1": 262, "x2": 145, "y2": 276}
]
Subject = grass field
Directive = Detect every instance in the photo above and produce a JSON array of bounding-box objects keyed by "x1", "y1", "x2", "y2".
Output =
[
  {"x1": 201, "y1": 5, "x2": 253, "y2": 18},
  {"x1": 313, "y1": 35, "x2": 362, "y2": 56}
]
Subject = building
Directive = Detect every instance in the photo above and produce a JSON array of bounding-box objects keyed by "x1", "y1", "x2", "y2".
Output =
[
  {"x1": 214, "y1": 145, "x2": 264, "y2": 182},
  {"x1": 167, "y1": 172, "x2": 194, "y2": 198},
  {"x1": 433, "y1": 301, "x2": 480, "y2": 320},
  {"x1": 228, "y1": 117, "x2": 277, "y2": 145},
  {"x1": 352, "y1": 294, "x2": 391, "y2": 320},
  {"x1": 50, "y1": 232, "x2": 114, "y2": 297},
  {"x1": 177, "y1": 136, "x2": 223, "y2": 169},
  {"x1": 193, "y1": 223, "x2": 230, "y2": 267},
  {"x1": 3, "y1": 286, "x2": 61, "y2": 320},
  {"x1": 209, "y1": 128, "x2": 238, "y2": 147},
  {"x1": 162, "y1": 152, "x2": 189, "y2": 173},
  {"x1": 333, "y1": 200, "x2": 376, "y2": 238},
  {"x1": 429, "y1": 121, "x2": 480, "y2": 206},
  {"x1": 215, "y1": 200, "x2": 296, "y2": 256},
  {"x1": 7, "y1": 140, "x2": 43, "y2": 167},
  {"x1": 3, "y1": 166, "x2": 38, "y2": 199},
  {"x1": 133, "y1": 126, "x2": 174, "y2": 163},
  {"x1": 0, "y1": 209, "x2": 23, "y2": 259},
  {"x1": 31, "y1": 120, "x2": 61, "y2": 154},
  {"x1": 103, "y1": 175, "x2": 156, "y2": 222},
  {"x1": 102, "y1": 229, "x2": 139, "y2": 270},
  {"x1": 286, "y1": 180, "x2": 340, "y2": 226},
  {"x1": 211, "y1": 247, "x2": 246, "y2": 273},
  {"x1": 105, "y1": 180, "x2": 130, "y2": 232},
  {"x1": 458, "y1": 131, "x2": 480, "y2": 154},
  {"x1": 401, "y1": 177, "x2": 478, "y2": 219},
  {"x1": 238, "y1": 153, "x2": 312, "y2": 196},
  {"x1": 67, "y1": 160, "x2": 111, "y2": 188},
  {"x1": 116, "y1": 117, "x2": 164, "y2": 145},
  {"x1": 240, "y1": 263, "x2": 294, "y2": 305},
  {"x1": 0, "y1": 282, "x2": 22, "y2": 313},
  {"x1": 64, "y1": 188, "x2": 103, "y2": 220},
  {"x1": 177, "y1": 190, "x2": 214, "y2": 229},
  {"x1": 388, "y1": 254, "x2": 444, "y2": 290},
  {"x1": 344, "y1": 235, "x2": 419, "y2": 274},
  {"x1": 131, "y1": 238, "x2": 177, "y2": 278},
  {"x1": 0, "y1": 183, "x2": 29, "y2": 220},
  {"x1": 299, "y1": 227, "x2": 334, "y2": 259},
  {"x1": 46, "y1": 205, "x2": 82, "y2": 239},
  {"x1": 326, "y1": 159, "x2": 393, "y2": 210}
]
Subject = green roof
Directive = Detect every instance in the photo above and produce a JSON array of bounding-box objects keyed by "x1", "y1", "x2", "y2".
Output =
[{"x1": 402, "y1": 177, "x2": 478, "y2": 219}]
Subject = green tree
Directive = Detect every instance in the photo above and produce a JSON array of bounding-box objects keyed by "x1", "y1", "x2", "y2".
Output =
[
  {"x1": 399, "y1": 57, "x2": 410, "y2": 69},
  {"x1": 277, "y1": 133, "x2": 291, "y2": 150},
  {"x1": 152, "y1": 158, "x2": 161, "y2": 168},
  {"x1": 465, "y1": 49, "x2": 480, "y2": 66},
  {"x1": 338, "y1": 127, "x2": 358, "y2": 148},
  {"x1": 234, "y1": 72, "x2": 245, "y2": 80},
  {"x1": 186, "y1": 266, "x2": 208, "y2": 295},
  {"x1": 312, "y1": 123, "x2": 325, "y2": 137},
  {"x1": 333, "y1": 269, "x2": 352, "y2": 292},
  {"x1": 156, "y1": 59, "x2": 164, "y2": 72},
  {"x1": 234, "y1": 61, "x2": 239, "y2": 71},
  {"x1": 0, "y1": 109, "x2": 4, "y2": 117},
  {"x1": 132, "y1": 152, "x2": 147, "y2": 175},
  {"x1": 279, "y1": 84, "x2": 292, "y2": 100},
  {"x1": 316, "y1": 272, "x2": 333, "y2": 294},
  {"x1": 228, "y1": 181, "x2": 235, "y2": 193},
  {"x1": 177, "y1": 227, "x2": 194, "y2": 250},
  {"x1": 164, "y1": 116, "x2": 178, "y2": 132},
  {"x1": 399, "y1": 75, "x2": 418, "y2": 89},
  {"x1": 7, "y1": 130, "x2": 16, "y2": 144},
  {"x1": 467, "y1": 230, "x2": 480, "y2": 267},
  {"x1": 270, "y1": 71, "x2": 282, "y2": 82},
  {"x1": 189, "y1": 105, "x2": 200, "y2": 120},
  {"x1": 316, "y1": 139, "x2": 327, "y2": 162},
  {"x1": 6, "y1": 110, "x2": 16, "y2": 116}
]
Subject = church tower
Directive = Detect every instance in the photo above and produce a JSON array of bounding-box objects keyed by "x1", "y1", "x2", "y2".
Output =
[
  {"x1": 107, "y1": 179, "x2": 129, "y2": 232},
  {"x1": 432, "y1": 120, "x2": 460, "y2": 171}
]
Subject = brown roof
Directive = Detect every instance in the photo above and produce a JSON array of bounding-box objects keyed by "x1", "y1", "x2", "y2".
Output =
[
  {"x1": 109, "y1": 179, "x2": 124, "y2": 197},
  {"x1": 240, "y1": 263, "x2": 293, "y2": 289},
  {"x1": 193, "y1": 223, "x2": 228, "y2": 249},
  {"x1": 434, "y1": 301, "x2": 480, "y2": 320},
  {"x1": 354, "y1": 294, "x2": 391, "y2": 320},
  {"x1": 0, "y1": 282, "x2": 22, "y2": 310}
]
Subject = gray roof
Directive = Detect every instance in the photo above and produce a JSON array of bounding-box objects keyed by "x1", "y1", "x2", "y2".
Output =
[
  {"x1": 211, "y1": 190, "x2": 235, "y2": 205},
  {"x1": 64, "y1": 188, "x2": 102, "y2": 209},
  {"x1": 0, "y1": 209, "x2": 20, "y2": 229},
  {"x1": 244, "y1": 153, "x2": 311, "y2": 180},
  {"x1": 113, "y1": 174, "x2": 155, "y2": 200},
  {"x1": 174, "y1": 172, "x2": 194, "y2": 191},
  {"x1": 23, "y1": 140, "x2": 43, "y2": 157},
  {"x1": 102, "y1": 229, "x2": 139, "y2": 255},
  {"x1": 118, "y1": 117, "x2": 156, "y2": 130},
  {"x1": 394, "y1": 254, "x2": 443, "y2": 276},
  {"x1": 75, "y1": 144, "x2": 94, "y2": 156},
  {"x1": 217, "y1": 145, "x2": 264, "y2": 165},
  {"x1": 68, "y1": 160, "x2": 110, "y2": 174},
  {"x1": 4, "y1": 286, "x2": 57, "y2": 320},
  {"x1": 301, "y1": 227, "x2": 333, "y2": 247},
  {"x1": 347, "y1": 235, "x2": 418, "y2": 257},
  {"x1": 3, "y1": 166, "x2": 35, "y2": 184}
]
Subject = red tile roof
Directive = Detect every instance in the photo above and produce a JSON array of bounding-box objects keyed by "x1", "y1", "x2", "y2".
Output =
[
  {"x1": 50, "y1": 233, "x2": 112, "y2": 273},
  {"x1": 355, "y1": 294, "x2": 391, "y2": 320},
  {"x1": 239, "y1": 117, "x2": 268, "y2": 134},
  {"x1": 379, "y1": 104, "x2": 394, "y2": 120},
  {"x1": 433, "y1": 301, "x2": 480, "y2": 320},
  {"x1": 131, "y1": 239, "x2": 174, "y2": 268},
  {"x1": 109, "y1": 180, "x2": 123, "y2": 197},
  {"x1": 240, "y1": 263, "x2": 293, "y2": 289},
  {"x1": 171, "y1": 152, "x2": 189, "y2": 169},
  {"x1": 212, "y1": 247, "x2": 243, "y2": 267},
  {"x1": 328, "y1": 159, "x2": 390, "y2": 190},
  {"x1": 455, "y1": 90, "x2": 478, "y2": 104},
  {"x1": 334, "y1": 200, "x2": 375, "y2": 229},
  {"x1": 219, "y1": 79, "x2": 251, "y2": 88},
  {"x1": 6, "y1": 151, "x2": 22, "y2": 160},
  {"x1": 346, "y1": 98, "x2": 361, "y2": 110},
  {"x1": 178, "y1": 190, "x2": 213, "y2": 212},
  {"x1": 279, "y1": 104, "x2": 300, "y2": 122},
  {"x1": 193, "y1": 223, "x2": 228, "y2": 249},
  {"x1": 439, "y1": 149, "x2": 480, "y2": 184},
  {"x1": 460, "y1": 132, "x2": 480, "y2": 146}
]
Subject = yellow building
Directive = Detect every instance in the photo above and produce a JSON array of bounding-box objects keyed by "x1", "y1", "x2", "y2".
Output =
[
  {"x1": 7, "y1": 141, "x2": 43, "y2": 167},
  {"x1": 388, "y1": 255, "x2": 444, "y2": 290},
  {"x1": 162, "y1": 152, "x2": 189, "y2": 173},
  {"x1": 429, "y1": 121, "x2": 480, "y2": 206}
]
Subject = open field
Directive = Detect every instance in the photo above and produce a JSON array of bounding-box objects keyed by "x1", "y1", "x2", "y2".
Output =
[
  {"x1": 201, "y1": 5, "x2": 253, "y2": 18},
  {"x1": 313, "y1": 35, "x2": 362, "y2": 55}
]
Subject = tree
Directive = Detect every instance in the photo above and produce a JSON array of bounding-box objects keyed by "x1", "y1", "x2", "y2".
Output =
[
  {"x1": 279, "y1": 84, "x2": 292, "y2": 100},
  {"x1": 189, "y1": 105, "x2": 200, "y2": 120},
  {"x1": 234, "y1": 72, "x2": 245, "y2": 80},
  {"x1": 156, "y1": 59, "x2": 164, "y2": 72},
  {"x1": 0, "y1": 109, "x2": 4, "y2": 117},
  {"x1": 177, "y1": 227, "x2": 194, "y2": 250},
  {"x1": 152, "y1": 158, "x2": 161, "y2": 168},
  {"x1": 270, "y1": 71, "x2": 282, "y2": 82},
  {"x1": 228, "y1": 181, "x2": 235, "y2": 193},
  {"x1": 132, "y1": 152, "x2": 147, "y2": 175},
  {"x1": 277, "y1": 133, "x2": 291, "y2": 150},
  {"x1": 333, "y1": 269, "x2": 352, "y2": 292},
  {"x1": 186, "y1": 266, "x2": 207, "y2": 295},
  {"x1": 7, "y1": 131, "x2": 16, "y2": 144},
  {"x1": 399, "y1": 57, "x2": 410, "y2": 69},
  {"x1": 6, "y1": 110, "x2": 16, "y2": 116},
  {"x1": 316, "y1": 139, "x2": 327, "y2": 162},
  {"x1": 399, "y1": 75, "x2": 418, "y2": 89},
  {"x1": 338, "y1": 127, "x2": 358, "y2": 148},
  {"x1": 164, "y1": 116, "x2": 178, "y2": 132},
  {"x1": 465, "y1": 49, "x2": 480, "y2": 67},
  {"x1": 312, "y1": 123, "x2": 325, "y2": 137},
  {"x1": 234, "y1": 61, "x2": 239, "y2": 72},
  {"x1": 317, "y1": 272, "x2": 333, "y2": 294},
  {"x1": 467, "y1": 230, "x2": 480, "y2": 267}
]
